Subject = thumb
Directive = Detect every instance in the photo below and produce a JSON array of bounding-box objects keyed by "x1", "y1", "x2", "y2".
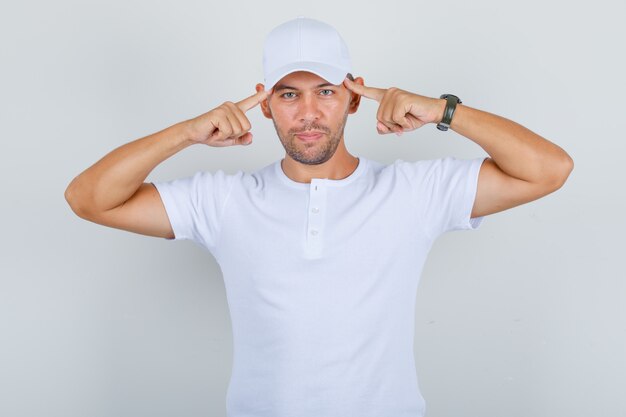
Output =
[{"x1": 237, "y1": 132, "x2": 253, "y2": 145}]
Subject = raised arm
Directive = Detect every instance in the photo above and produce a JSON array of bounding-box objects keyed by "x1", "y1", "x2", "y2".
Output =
[
  {"x1": 433, "y1": 101, "x2": 574, "y2": 218},
  {"x1": 342, "y1": 76, "x2": 574, "y2": 218},
  {"x1": 64, "y1": 88, "x2": 271, "y2": 238}
]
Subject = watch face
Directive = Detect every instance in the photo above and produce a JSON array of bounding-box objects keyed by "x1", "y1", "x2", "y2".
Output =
[{"x1": 440, "y1": 94, "x2": 461, "y2": 103}]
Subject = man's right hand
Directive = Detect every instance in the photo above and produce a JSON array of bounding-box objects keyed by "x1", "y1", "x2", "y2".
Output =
[
  {"x1": 65, "y1": 87, "x2": 273, "y2": 240},
  {"x1": 186, "y1": 88, "x2": 272, "y2": 147}
]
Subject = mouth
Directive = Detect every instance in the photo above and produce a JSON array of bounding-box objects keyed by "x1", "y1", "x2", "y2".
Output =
[{"x1": 295, "y1": 131, "x2": 325, "y2": 141}]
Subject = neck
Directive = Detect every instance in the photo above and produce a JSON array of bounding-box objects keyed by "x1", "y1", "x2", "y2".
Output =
[{"x1": 281, "y1": 143, "x2": 359, "y2": 183}]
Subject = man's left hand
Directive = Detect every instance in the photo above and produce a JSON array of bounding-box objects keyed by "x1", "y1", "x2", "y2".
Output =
[{"x1": 343, "y1": 76, "x2": 443, "y2": 136}]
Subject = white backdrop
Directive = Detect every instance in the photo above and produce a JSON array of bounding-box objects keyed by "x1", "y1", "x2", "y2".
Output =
[{"x1": 1, "y1": 1, "x2": 624, "y2": 416}]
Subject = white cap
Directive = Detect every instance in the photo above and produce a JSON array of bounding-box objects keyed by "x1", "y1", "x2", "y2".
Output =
[{"x1": 262, "y1": 16, "x2": 352, "y2": 90}]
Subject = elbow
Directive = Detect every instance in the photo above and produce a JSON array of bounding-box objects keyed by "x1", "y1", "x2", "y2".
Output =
[
  {"x1": 546, "y1": 153, "x2": 574, "y2": 191},
  {"x1": 64, "y1": 181, "x2": 91, "y2": 219},
  {"x1": 64, "y1": 182, "x2": 77, "y2": 210},
  {"x1": 64, "y1": 183, "x2": 74, "y2": 206},
  {"x1": 64, "y1": 184, "x2": 83, "y2": 218}
]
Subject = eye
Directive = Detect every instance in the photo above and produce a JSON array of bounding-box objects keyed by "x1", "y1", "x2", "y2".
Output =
[
  {"x1": 280, "y1": 92, "x2": 296, "y2": 99},
  {"x1": 320, "y1": 89, "x2": 334, "y2": 96}
]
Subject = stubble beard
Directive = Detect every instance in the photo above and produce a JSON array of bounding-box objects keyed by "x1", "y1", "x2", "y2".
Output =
[{"x1": 271, "y1": 107, "x2": 350, "y2": 166}]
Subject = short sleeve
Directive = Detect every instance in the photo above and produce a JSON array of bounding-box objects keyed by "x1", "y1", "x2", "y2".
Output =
[
  {"x1": 151, "y1": 170, "x2": 236, "y2": 251},
  {"x1": 399, "y1": 156, "x2": 487, "y2": 239}
]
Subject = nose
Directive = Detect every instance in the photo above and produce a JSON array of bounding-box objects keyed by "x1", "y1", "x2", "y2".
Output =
[{"x1": 296, "y1": 92, "x2": 322, "y2": 122}]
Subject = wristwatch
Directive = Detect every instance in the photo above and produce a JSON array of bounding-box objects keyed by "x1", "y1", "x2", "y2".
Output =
[{"x1": 436, "y1": 94, "x2": 462, "y2": 131}]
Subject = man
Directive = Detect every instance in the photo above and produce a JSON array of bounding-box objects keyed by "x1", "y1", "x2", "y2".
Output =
[{"x1": 65, "y1": 16, "x2": 573, "y2": 417}]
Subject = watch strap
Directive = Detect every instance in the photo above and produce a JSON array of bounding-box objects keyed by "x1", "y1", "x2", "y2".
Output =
[{"x1": 436, "y1": 94, "x2": 462, "y2": 131}]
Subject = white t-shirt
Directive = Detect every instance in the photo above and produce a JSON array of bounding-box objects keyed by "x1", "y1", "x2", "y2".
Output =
[{"x1": 152, "y1": 155, "x2": 487, "y2": 417}]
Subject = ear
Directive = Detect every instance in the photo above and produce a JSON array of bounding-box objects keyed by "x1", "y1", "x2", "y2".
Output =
[
  {"x1": 347, "y1": 76, "x2": 364, "y2": 114},
  {"x1": 256, "y1": 83, "x2": 273, "y2": 119}
]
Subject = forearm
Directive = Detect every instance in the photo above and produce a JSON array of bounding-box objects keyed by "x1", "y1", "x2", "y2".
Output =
[
  {"x1": 436, "y1": 99, "x2": 573, "y2": 184},
  {"x1": 65, "y1": 120, "x2": 194, "y2": 214}
]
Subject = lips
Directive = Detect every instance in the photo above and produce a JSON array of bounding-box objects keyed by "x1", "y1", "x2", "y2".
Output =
[{"x1": 295, "y1": 131, "x2": 324, "y2": 141}]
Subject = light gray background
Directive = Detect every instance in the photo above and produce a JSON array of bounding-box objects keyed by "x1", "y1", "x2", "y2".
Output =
[{"x1": 1, "y1": 0, "x2": 624, "y2": 416}]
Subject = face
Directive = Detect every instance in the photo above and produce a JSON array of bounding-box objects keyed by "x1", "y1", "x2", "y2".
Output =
[{"x1": 259, "y1": 71, "x2": 361, "y2": 165}]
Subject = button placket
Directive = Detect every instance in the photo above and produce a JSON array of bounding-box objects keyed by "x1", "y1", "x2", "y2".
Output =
[{"x1": 306, "y1": 180, "x2": 327, "y2": 256}]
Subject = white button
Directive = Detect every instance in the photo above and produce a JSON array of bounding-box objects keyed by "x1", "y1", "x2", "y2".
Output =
[
  {"x1": 311, "y1": 207, "x2": 319, "y2": 213},
  {"x1": 310, "y1": 229, "x2": 318, "y2": 236}
]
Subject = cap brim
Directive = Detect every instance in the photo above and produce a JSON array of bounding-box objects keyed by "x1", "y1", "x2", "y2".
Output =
[{"x1": 264, "y1": 61, "x2": 349, "y2": 90}]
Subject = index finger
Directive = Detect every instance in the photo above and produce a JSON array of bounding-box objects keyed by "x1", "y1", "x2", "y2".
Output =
[
  {"x1": 343, "y1": 77, "x2": 385, "y2": 102},
  {"x1": 236, "y1": 88, "x2": 271, "y2": 112}
]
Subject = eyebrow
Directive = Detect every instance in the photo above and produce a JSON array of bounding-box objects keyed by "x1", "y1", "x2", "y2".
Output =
[{"x1": 273, "y1": 82, "x2": 337, "y2": 92}]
